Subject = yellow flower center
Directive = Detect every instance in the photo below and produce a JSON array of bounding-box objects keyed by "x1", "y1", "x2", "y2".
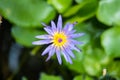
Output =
[{"x1": 53, "y1": 32, "x2": 67, "y2": 47}]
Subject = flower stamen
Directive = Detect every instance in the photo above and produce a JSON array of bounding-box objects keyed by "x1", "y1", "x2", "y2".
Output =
[
  {"x1": 53, "y1": 32, "x2": 67, "y2": 47},
  {"x1": 58, "y1": 38, "x2": 63, "y2": 43}
]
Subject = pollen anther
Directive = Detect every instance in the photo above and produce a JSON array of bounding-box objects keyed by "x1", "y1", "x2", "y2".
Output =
[{"x1": 53, "y1": 32, "x2": 67, "y2": 47}]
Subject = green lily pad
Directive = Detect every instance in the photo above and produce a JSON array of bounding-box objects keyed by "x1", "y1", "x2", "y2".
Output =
[
  {"x1": 101, "y1": 27, "x2": 120, "y2": 58},
  {"x1": 22, "y1": 77, "x2": 28, "y2": 80},
  {"x1": 97, "y1": 0, "x2": 120, "y2": 26},
  {"x1": 107, "y1": 61, "x2": 120, "y2": 79},
  {"x1": 64, "y1": 0, "x2": 98, "y2": 23},
  {"x1": 0, "y1": 0, "x2": 56, "y2": 27},
  {"x1": 40, "y1": 73, "x2": 62, "y2": 80},
  {"x1": 73, "y1": 75, "x2": 83, "y2": 80},
  {"x1": 47, "y1": 0, "x2": 72, "y2": 13},
  {"x1": 12, "y1": 26, "x2": 45, "y2": 47},
  {"x1": 75, "y1": 0, "x2": 84, "y2": 4},
  {"x1": 65, "y1": 52, "x2": 85, "y2": 73},
  {"x1": 83, "y1": 45, "x2": 104, "y2": 76},
  {"x1": 74, "y1": 75, "x2": 93, "y2": 80}
]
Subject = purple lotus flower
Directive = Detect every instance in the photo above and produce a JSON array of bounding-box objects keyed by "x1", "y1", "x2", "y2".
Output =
[{"x1": 32, "y1": 15, "x2": 84, "y2": 64}]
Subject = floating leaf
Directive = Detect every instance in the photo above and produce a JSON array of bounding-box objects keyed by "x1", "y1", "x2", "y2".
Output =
[
  {"x1": 40, "y1": 73, "x2": 62, "y2": 80},
  {"x1": 107, "y1": 61, "x2": 120, "y2": 79},
  {"x1": 47, "y1": 0, "x2": 72, "y2": 13},
  {"x1": 0, "y1": 0, "x2": 56, "y2": 27},
  {"x1": 101, "y1": 27, "x2": 120, "y2": 58},
  {"x1": 64, "y1": 0, "x2": 98, "y2": 23},
  {"x1": 65, "y1": 52, "x2": 85, "y2": 73},
  {"x1": 97, "y1": 0, "x2": 120, "y2": 26},
  {"x1": 74, "y1": 75, "x2": 93, "y2": 80},
  {"x1": 75, "y1": 0, "x2": 84, "y2": 4},
  {"x1": 22, "y1": 77, "x2": 28, "y2": 80},
  {"x1": 83, "y1": 45, "x2": 103, "y2": 76},
  {"x1": 12, "y1": 26, "x2": 45, "y2": 47}
]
